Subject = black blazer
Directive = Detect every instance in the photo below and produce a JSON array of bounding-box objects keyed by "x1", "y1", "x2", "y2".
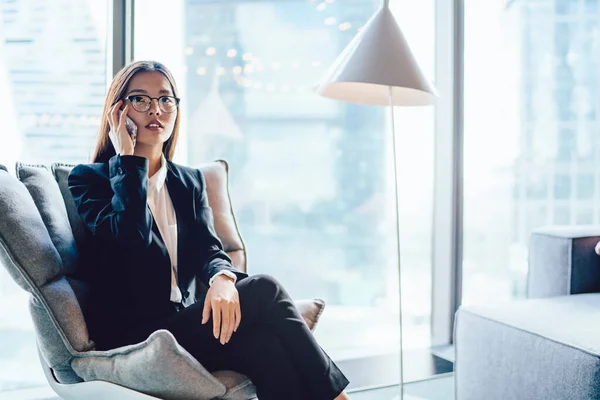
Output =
[{"x1": 68, "y1": 154, "x2": 248, "y2": 349}]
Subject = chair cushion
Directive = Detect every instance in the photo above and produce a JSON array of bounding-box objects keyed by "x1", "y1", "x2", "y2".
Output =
[
  {"x1": 16, "y1": 162, "x2": 94, "y2": 332},
  {"x1": 71, "y1": 330, "x2": 229, "y2": 400},
  {"x1": 0, "y1": 168, "x2": 93, "y2": 383},
  {"x1": 212, "y1": 370, "x2": 257, "y2": 400},
  {"x1": 16, "y1": 163, "x2": 80, "y2": 275},
  {"x1": 51, "y1": 163, "x2": 92, "y2": 256},
  {"x1": 296, "y1": 298, "x2": 326, "y2": 332}
]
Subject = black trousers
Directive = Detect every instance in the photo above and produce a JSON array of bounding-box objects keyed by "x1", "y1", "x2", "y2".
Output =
[{"x1": 131, "y1": 274, "x2": 349, "y2": 400}]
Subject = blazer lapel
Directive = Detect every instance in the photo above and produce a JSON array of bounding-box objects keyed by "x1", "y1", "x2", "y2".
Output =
[{"x1": 164, "y1": 162, "x2": 193, "y2": 273}]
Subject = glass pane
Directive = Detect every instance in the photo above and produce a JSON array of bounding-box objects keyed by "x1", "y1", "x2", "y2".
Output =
[
  {"x1": 463, "y1": 0, "x2": 600, "y2": 305},
  {"x1": 0, "y1": 0, "x2": 109, "y2": 391},
  {"x1": 135, "y1": 0, "x2": 434, "y2": 384}
]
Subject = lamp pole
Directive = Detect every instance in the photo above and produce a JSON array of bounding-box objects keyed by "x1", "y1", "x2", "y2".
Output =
[{"x1": 389, "y1": 85, "x2": 405, "y2": 400}]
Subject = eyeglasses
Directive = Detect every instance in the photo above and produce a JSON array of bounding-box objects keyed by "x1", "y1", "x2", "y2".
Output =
[{"x1": 124, "y1": 95, "x2": 180, "y2": 113}]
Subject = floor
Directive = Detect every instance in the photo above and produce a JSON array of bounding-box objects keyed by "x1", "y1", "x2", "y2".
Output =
[
  {"x1": 0, "y1": 348, "x2": 455, "y2": 400},
  {"x1": 351, "y1": 374, "x2": 454, "y2": 400},
  {"x1": 0, "y1": 374, "x2": 455, "y2": 400},
  {"x1": 339, "y1": 347, "x2": 454, "y2": 392}
]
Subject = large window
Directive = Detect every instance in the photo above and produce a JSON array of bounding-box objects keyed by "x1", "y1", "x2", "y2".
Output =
[
  {"x1": 135, "y1": 0, "x2": 435, "y2": 363},
  {"x1": 0, "y1": 0, "x2": 109, "y2": 391},
  {"x1": 463, "y1": 0, "x2": 600, "y2": 305}
]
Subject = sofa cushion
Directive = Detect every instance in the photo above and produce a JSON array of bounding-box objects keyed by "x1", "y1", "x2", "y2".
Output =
[
  {"x1": 459, "y1": 293, "x2": 600, "y2": 352},
  {"x1": 72, "y1": 330, "x2": 229, "y2": 400},
  {"x1": 455, "y1": 293, "x2": 600, "y2": 400}
]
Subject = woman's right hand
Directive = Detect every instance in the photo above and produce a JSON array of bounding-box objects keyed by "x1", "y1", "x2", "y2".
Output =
[{"x1": 108, "y1": 100, "x2": 136, "y2": 156}]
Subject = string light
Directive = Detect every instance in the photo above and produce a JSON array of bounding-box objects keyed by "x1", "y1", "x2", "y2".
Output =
[
  {"x1": 231, "y1": 76, "x2": 313, "y2": 94},
  {"x1": 339, "y1": 22, "x2": 352, "y2": 31},
  {"x1": 190, "y1": 0, "x2": 361, "y2": 95}
]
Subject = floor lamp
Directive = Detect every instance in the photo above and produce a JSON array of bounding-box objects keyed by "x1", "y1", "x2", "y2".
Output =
[{"x1": 316, "y1": 0, "x2": 437, "y2": 398}]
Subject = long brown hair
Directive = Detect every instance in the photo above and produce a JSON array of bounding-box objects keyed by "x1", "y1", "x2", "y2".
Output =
[{"x1": 91, "y1": 60, "x2": 181, "y2": 163}]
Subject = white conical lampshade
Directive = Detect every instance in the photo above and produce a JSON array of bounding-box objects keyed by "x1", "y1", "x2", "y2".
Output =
[{"x1": 316, "y1": 2, "x2": 437, "y2": 106}]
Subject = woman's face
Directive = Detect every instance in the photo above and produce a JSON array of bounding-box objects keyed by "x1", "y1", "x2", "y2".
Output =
[{"x1": 122, "y1": 71, "x2": 177, "y2": 148}]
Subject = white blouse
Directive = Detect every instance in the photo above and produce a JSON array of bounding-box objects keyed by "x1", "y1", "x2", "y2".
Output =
[{"x1": 147, "y1": 155, "x2": 236, "y2": 303}]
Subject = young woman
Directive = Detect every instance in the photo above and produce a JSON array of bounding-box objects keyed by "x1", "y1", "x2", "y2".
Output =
[{"x1": 67, "y1": 60, "x2": 351, "y2": 400}]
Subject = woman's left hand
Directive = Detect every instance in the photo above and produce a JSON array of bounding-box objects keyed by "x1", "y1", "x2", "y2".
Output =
[{"x1": 202, "y1": 275, "x2": 241, "y2": 345}]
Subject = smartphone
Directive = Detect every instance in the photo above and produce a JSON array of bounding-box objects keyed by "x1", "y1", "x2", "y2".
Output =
[
  {"x1": 119, "y1": 110, "x2": 138, "y2": 139},
  {"x1": 125, "y1": 116, "x2": 138, "y2": 139}
]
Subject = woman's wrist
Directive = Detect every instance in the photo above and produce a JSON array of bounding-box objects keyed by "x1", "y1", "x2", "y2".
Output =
[{"x1": 213, "y1": 274, "x2": 236, "y2": 284}]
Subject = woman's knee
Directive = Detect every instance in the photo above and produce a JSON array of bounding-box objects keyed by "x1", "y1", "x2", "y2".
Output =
[
  {"x1": 241, "y1": 273, "x2": 293, "y2": 305},
  {"x1": 247, "y1": 273, "x2": 283, "y2": 293},
  {"x1": 251, "y1": 273, "x2": 280, "y2": 284}
]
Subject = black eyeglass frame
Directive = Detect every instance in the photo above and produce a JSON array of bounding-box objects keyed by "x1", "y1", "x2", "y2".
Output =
[{"x1": 123, "y1": 95, "x2": 181, "y2": 113}]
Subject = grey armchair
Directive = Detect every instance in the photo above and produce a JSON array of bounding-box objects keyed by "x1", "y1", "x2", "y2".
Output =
[
  {"x1": 455, "y1": 226, "x2": 600, "y2": 400},
  {"x1": 0, "y1": 161, "x2": 326, "y2": 400}
]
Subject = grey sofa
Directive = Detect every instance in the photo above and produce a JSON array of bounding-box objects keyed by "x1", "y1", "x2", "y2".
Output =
[
  {"x1": 0, "y1": 161, "x2": 326, "y2": 400},
  {"x1": 455, "y1": 226, "x2": 600, "y2": 400}
]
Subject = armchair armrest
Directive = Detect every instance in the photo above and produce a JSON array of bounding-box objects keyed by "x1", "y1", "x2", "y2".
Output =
[{"x1": 528, "y1": 225, "x2": 600, "y2": 298}]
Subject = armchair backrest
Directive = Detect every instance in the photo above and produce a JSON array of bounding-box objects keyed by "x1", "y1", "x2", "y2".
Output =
[
  {"x1": 52, "y1": 160, "x2": 248, "y2": 273},
  {"x1": 200, "y1": 160, "x2": 247, "y2": 273}
]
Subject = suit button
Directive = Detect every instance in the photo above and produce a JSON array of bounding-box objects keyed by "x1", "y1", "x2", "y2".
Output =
[{"x1": 117, "y1": 166, "x2": 124, "y2": 175}]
